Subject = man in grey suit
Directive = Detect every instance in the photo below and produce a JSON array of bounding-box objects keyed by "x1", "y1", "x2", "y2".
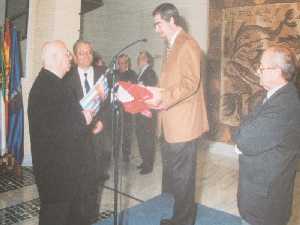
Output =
[{"x1": 234, "y1": 45, "x2": 300, "y2": 225}]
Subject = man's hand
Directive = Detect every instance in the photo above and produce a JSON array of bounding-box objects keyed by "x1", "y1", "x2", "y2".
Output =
[
  {"x1": 92, "y1": 120, "x2": 103, "y2": 134},
  {"x1": 95, "y1": 82, "x2": 106, "y2": 100},
  {"x1": 145, "y1": 86, "x2": 165, "y2": 110},
  {"x1": 82, "y1": 109, "x2": 95, "y2": 125}
]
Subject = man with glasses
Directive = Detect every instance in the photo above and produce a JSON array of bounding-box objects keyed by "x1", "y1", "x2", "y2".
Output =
[
  {"x1": 146, "y1": 3, "x2": 209, "y2": 225},
  {"x1": 234, "y1": 45, "x2": 300, "y2": 225}
]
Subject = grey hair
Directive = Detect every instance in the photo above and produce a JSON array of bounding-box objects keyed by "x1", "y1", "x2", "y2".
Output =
[{"x1": 267, "y1": 45, "x2": 297, "y2": 81}]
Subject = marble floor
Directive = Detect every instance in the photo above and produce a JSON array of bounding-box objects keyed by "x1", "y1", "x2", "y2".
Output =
[{"x1": 1, "y1": 139, "x2": 300, "y2": 225}]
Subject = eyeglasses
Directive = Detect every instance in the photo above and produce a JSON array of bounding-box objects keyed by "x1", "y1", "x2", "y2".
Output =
[{"x1": 257, "y1": 65, "x2": 279, "y2": 74}]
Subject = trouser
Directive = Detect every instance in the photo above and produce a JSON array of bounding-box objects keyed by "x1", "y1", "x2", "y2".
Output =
[
  {"x1": 120, "y1": 112, "x2": 132, "y2": 159},
  {"x1": 242, "y1": 220, "x2": 252, "y2": 225},
  {"x1": 161, "y1": 137, "x2": 198, "y2": 225},
  {"x1": 135, "y1": 115, "x2": 156, "y2": 169},
  {"x1": 39, "y1": 182, "x2": 98, "y2": 225}
]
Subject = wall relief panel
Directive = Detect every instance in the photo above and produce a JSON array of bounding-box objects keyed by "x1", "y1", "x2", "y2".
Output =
[{"x1": 219, "y1": 3, "x2": 300, "y2": 127}]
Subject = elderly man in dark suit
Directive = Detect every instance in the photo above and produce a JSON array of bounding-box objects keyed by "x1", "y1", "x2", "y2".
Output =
[
  {"x1": 63, "y1": 39, "x2": 110, "y2": 223},
  {"x1": 135, "y1": 50, "x2": 157, "y2": 175},
  {"x1": 234, "y1": 45, "x2": 300, "y2": 225},
  {"x1": 28, "y1": 40, "x2": 104, "y2": 225}
]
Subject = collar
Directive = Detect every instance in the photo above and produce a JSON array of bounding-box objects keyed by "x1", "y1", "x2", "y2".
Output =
[
  {"x1": 137, "y1": 64, "x2": 149, "y2": 81},
  {"x1": 168, "y1": 28, "x2": 181, "y2": 48},
  {"x1": 78, "y1": 66, "x2": 93, "y2": 76},
  {"x1": 267, "y1": 83, "x2": 287, "y2": 99}
]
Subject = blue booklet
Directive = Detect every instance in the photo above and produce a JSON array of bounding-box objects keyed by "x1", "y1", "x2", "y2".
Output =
[{"x1": 79, "y1": 75, "x2": 109, "y2": 113}]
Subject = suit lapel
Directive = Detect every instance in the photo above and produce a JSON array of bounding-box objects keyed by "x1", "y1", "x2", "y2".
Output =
[
  {"x1": 160, "y1": 30, "x2": 187, "y2": 86},
  {"x1": 254, "y1": 83, "x2": 291, "y2": 115},
  {"x1": 137, "y1": 66, "x2": 149, "y2": 82}
]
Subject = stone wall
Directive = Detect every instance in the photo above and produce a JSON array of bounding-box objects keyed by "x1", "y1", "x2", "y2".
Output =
[{"x1": 208, "y1": 0, "x2": 300, "y2": 142}]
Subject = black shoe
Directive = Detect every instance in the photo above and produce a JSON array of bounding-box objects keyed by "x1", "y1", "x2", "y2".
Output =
[
  {"x1": 160, "y1": 219, "x2": 174, "y2": 225},
  {"x1": 139, "y1": 167, "x2": 152, "y2": 175}
]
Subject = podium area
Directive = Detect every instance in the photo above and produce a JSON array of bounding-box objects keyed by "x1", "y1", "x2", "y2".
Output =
[{"x1": 1, "y1": 140, "x2": 300, "y2": 225}]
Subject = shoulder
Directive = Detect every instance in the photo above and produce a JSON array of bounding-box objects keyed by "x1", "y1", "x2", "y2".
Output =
[
  {"x1": 63, "y1": 67, "x2": 78, "y2": 83},
  {"x1": 176, "y1": 31, "x2": 201, "y2": 58},
  {"x1": 94, "y1": 65, "x2": 106, "y2": 77}
]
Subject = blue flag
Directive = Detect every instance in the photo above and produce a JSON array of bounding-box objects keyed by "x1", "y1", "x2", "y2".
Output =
[{"x1": 7, "y1": 28, "x2": 24, "y2": 164}]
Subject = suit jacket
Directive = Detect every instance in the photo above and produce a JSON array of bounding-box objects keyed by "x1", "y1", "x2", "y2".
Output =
[
  {"x1": 136, "y1": 65, "x2": 157, "y2": 125},
  {"x1": 137, "y1": 65, "x2": 157, "y2": 87},
  {"x1": 28, "y1": 68, "x2": 90, "y2": 202},
  {"x1": 64, "y1": 65, "x2": 109, "y2": 179},
  {"x1": 234, "y1": 82, "x2": 300, "y2": 225},
  {"x1": 158, "y1": 30, "x2": 209, "y2": 143}
]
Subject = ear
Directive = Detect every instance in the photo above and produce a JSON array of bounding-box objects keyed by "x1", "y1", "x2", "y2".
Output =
[{"x1": 170, "y1": 17, "x2": 175, "y2": 25}]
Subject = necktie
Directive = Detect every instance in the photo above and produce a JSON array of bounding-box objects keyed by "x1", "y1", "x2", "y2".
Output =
[{"x1": 84, "y1": 73, "x2": 90, "y2": 94}]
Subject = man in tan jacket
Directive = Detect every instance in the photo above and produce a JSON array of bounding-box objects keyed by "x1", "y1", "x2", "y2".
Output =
[{"x1": 146, "y1": 3, "x2": 209, "y2": 225}]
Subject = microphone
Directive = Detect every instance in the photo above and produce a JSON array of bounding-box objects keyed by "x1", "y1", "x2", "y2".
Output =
[{"x1": 113, "y1": 38, "x2": 148, "y2": 59}]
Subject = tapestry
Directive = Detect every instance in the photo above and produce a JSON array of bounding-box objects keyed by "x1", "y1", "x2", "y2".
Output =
[{"x1": 220, "y1": 3, "x2": 300, "y2": 126}]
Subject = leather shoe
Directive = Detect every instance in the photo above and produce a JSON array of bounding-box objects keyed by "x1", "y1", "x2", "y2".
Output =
[
  {"x1": 160, "y1": 219, "x2": 174, "y2": 225},
  {"x1": 140, "y1": 167, "x2": 152, "y2": 175}
]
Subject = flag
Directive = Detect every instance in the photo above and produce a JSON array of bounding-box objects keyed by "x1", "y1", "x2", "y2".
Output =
[
  {"x1": 3, "y1": 20, "x2": 11, "y2": 99},
  {"x1": 3, "y1": 20, "x2": 11, "y2": 134},
  {"x1": 0, "y1": 27, "x2": 6, "y2": 156},
  {"x1": 7, "y1": 28, "x2": 24, "y2": 164}
]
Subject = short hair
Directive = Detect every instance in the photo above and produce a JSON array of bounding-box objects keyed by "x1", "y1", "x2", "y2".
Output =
[
  {"x1": 266, "y1": 45, "x2": 297, "y2": 81},
  {"x1": 93, "y1": 52, "x2": 106, "y2": 66},
  {"x1": 152, "y1": 3, "x2": 180, "y2": 25},
  {"x1": 118, "y1": 53, "x2": 131, "y2": 68},
  {"x1": 73, "y1": 39, "x2": 93, "y2": 55},
  {"x1": 138, "y1": 50, "x2": 154, "y2": 67}
]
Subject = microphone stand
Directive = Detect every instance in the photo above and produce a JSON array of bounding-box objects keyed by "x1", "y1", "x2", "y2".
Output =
[{"x1": 107, "y1": 39, "x2": 147, "y2": 225}]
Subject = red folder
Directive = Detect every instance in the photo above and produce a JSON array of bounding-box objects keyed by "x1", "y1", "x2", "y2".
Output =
[{"x1": 117, "y1": 81, "x2": 153, "y2": 117}]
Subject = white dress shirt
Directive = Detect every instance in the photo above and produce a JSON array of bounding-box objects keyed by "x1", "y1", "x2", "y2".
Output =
[{"x1": 78, "y1": 66, "x2": 94, "y2": 96}]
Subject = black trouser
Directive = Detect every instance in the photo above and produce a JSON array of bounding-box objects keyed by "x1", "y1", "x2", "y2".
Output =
[
  {"x1": 39, "y1": 178, "x2": 99, "y2": 225},
  {"x1": 122, "y1": 112, "x2": 133, "y2": 159},
  {"x1": 135, "y1": 114, "x2": 156, "y2": 170},
  {"x1": 161, "y1": 137, "x2": 198, "y2": 225}
]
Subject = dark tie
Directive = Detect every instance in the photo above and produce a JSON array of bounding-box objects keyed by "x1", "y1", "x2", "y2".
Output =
[{"x1": 84, "y1": 73, "x2": 90, "y2": 93}]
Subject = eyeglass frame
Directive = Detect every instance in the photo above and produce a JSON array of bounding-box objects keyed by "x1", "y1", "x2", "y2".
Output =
[{"x1": 257, "y1": 65, "x2": 281, "y2": 75}]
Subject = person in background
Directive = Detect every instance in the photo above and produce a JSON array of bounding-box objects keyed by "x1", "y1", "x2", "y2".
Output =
[
  {"x1": 135, "y1": 50, "x2": 157, "y2": 175},
  {"x1": 63, "y1": 39, "x2": 110, "y2": 223},
  {"x1": 145, "y1": 3, "x2": 209, "y2": 225},
  {"x1": 116, "y1": 53, "x2": 137, "y2": 162},
  {"x1": 28, "y1": 40, "x2": 104, "y2": 225},
  {"x1": 93, "y1": 52, "x2": 107, "y2": 70},
  {"x1": 234, "y1": 45, "x2": 300, "y2": 225}
]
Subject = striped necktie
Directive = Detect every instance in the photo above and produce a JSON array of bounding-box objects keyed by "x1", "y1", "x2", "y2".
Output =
[{"x1": 84, "y1": 73, "x2": 90, "y2": 94}]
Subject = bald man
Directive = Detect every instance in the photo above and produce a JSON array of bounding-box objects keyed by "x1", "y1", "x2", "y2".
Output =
[
  {"x1": 234, "y1": 45, "x2": 300, "y2": 225},
  {"x1": 28, "y1": 40, "x2": 103, "y2": 225}
]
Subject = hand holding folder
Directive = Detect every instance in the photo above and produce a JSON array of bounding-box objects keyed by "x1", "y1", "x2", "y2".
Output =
[
  {"x1": 117, "y1": 81, "x2": 153, "y2": 117},
  {"x1": 80, "y1": 75, "x2": 109, "y2": 113}
]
